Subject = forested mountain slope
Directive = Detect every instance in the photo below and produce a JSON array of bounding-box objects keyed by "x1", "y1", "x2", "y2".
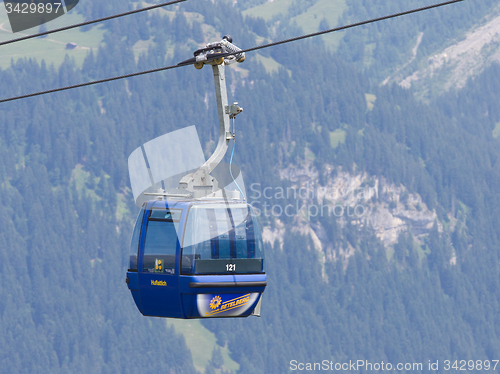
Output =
[{"x1": 0, "y1": 0, "x2": 500, "y2": 373}]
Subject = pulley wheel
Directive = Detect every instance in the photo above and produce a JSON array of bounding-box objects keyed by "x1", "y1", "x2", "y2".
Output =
[{"x1": 194, "y1": 62, "x2": 204, "y2": 69}]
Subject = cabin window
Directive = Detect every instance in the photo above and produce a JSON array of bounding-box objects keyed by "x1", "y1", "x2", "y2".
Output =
[
  {"x1": 142, "y1": 208, "x2": 181, "y2": 274},
  {"x1": 181, "y1": 204, "x2": 264, "y2": 274}
]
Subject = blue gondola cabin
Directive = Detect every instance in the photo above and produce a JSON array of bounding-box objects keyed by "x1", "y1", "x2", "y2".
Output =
[{"x1": 126, "y1": 199, "x2": 266, "y2": 318}]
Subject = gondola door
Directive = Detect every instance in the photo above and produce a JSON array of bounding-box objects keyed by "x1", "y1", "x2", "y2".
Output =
[{"x1": 137, "y1": 204, "x2": 185, "y2": 318}]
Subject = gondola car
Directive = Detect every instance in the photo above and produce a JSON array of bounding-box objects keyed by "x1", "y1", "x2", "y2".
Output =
[{"x1": 126, "y1": 199, "x2": 266, "y2": 318}]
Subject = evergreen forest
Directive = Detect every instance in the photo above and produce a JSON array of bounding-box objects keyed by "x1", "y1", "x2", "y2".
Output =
[{"x1": 1, "y1": 0, "x2": 500, "y2": 373}]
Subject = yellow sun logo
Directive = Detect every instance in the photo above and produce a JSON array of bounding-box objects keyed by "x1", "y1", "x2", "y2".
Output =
[{"x1": 210, "y1": 296, "x2": 222, "y2": 310}]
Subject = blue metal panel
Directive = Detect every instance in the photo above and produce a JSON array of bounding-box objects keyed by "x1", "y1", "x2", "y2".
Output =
[
  {"x1": 126, "y1": 271, "x2": 143, "y2": 314},
  {"x1": 138, "y1": 273, "x2": 182, "y2": 318},
  {"x1": 126, "y1": 271, "x2": 139, "y2": 290}
]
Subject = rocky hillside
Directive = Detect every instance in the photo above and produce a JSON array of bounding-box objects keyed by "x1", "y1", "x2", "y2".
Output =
[
  {"x1": 386, "y1": 5, "x2": 500, "y2": 97},
  {"x1": 260, "y1": 161, "x2": 444, "y2": 279}
]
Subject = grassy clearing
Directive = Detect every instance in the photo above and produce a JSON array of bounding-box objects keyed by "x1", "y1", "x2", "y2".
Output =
[
  {"x1": 493, "y1": 122, "x2": 500, "y2": 138},
  {"x1": 330, "y1": 129, "x2": 346, "y2": 148},
  {"x1": 167, "y1": 319, "x2": 239, "y2": 373},
  {"x1": 365, "y1": 93, "x2": 376, "y2": 111},
  {"x1": 242, "y1": 0, "x2": 293, "y2": 21},
  {"x1": 363, "y1": 42, "x2": 377, "y2": 68},
  {"x1": 290, "y1": 0, "x2": 347, "y2": 49},
  {"x1": 115, "y1": 191, "x2": 131, "y2": 222},
  {"x1": 458, "y1": 200, "x2": 470, "y2": 214},
  {"x1": 0, "y1": 11, "x2": 105, "y2": 69},
  {"x1": 138, "y1": 0, "x2": 204, "y2": 24},
  {"x1": 227, "y1": 63, "x2": 250, "y2": 79},
  {"x1": 70, "y1": 164, "x2": 101, "y2": 203},
  {"x1": 386, "y1": 246, "x2": 394, "y2": 261},
  {"x1": 291, "y1": 0, "x2": 346, "y2": 33},
  {"x1": 414, "y1": 243, "x2": 429, "y2": 260},
  {"x1": 305, "y1": 147, "x2": 316, "y2": 161},
  {"x1": 253, "y1": 53, "x2": 283, "y2": 74},
  {"x1": 243, "y1": 0, "x2": 347, "y2": 49}
]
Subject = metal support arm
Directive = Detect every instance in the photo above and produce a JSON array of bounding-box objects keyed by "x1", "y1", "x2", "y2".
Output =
[{"x1": 179, "y1": 64, "x2": 241, "y2": 198}]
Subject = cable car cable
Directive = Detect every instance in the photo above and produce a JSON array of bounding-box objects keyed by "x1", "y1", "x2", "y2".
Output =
[
  {"x1": 176, "y1": 0, "x2": 464, "y2": 66},
  {"x1": 0, "y1": 0, "x2": 187, "y2": 48},
  {"x1": 0, "y1": 0, "x2": 464, "y2": 104},
  {"x1": 0, "y1": 62, "x2": 181, "y2": 104}
]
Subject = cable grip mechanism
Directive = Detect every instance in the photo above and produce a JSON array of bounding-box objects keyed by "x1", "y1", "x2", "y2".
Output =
[
  {"x1": 188, "y1": 35, "x2": 245, "y2": 70},
  {"x1": 226, "y1": 102, "x2": 243, "y2": 118},
  {"x1": 225, "y1": 102, "x2": 242, "y2": 140}
]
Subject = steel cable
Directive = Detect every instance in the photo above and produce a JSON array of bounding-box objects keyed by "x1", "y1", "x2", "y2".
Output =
[{"x1": 0, "y1": 0, "x2": 464, "y2": 104}]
